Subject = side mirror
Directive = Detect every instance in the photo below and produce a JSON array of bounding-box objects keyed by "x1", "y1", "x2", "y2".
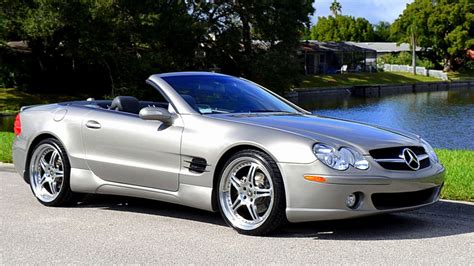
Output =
[{"x1": 139, "y1": 107, "x2": 174, "y2": 125}]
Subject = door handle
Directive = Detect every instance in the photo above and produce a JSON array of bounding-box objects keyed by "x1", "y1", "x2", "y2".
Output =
[{"x1": 85, "y1": 120, "x2": 101, "y2": 129}]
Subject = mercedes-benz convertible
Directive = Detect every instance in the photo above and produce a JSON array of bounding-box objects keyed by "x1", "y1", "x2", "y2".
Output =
[{"x1": 12, "y1": 72, "x2": 444, "y2": 235}]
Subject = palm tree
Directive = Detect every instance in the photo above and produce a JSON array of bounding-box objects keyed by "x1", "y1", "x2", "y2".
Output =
[
  {"x1": 407, "y1": 17, "x2": 419, "y2": 75},
  {"x1": 330, "y1": 0, "x2": 342, "y2": 16}
]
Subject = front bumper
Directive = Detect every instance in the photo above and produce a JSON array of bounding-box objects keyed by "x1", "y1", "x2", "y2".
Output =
[{"x1": 278, "y1": 160, "x2": 445, "y2": 223}]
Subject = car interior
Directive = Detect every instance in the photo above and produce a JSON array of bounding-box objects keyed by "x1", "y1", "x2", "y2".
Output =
[{"x1": 60, "y1": 94, "x2": 203, "y2": 115}]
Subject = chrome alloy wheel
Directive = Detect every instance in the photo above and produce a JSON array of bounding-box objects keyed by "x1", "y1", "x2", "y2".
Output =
[
  {"x1": 29, "y1": 143, "x2": 64, "y2": 202},
  {"x1": 219, "y1": 157, "x2": 274, "y2": 230}
]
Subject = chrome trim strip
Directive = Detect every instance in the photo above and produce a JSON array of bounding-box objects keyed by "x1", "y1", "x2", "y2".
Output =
[
  {"x1": 375, "y1": 154, "x2": 429, "y2": 163},
  {"x1": 417, "y1": 154, "x2": 429, "y2": 161},
  {"x1": 374, "y1": 158, "x2": 405, "y2": 163}
]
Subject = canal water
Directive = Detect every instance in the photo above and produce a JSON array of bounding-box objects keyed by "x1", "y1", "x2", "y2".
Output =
[
  {"x1": 299, "y1": 88, "x2": 473, "y2": 150},
  {"x1": 1, "y1": 88, "x2": 472, "y2": 149}
]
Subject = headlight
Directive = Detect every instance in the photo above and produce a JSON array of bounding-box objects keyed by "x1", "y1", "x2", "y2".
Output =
[
  {"x1": 421, "y1": 138, "x2": 438, "y2": 163},
  {"x1": 313, "y1": 144, "x2": 369, "y2": 171}
]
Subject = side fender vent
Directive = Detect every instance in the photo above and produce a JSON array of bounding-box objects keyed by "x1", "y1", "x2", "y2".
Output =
[{"x1": 184, "y1": 158, "x2": 209, "y2": 174}]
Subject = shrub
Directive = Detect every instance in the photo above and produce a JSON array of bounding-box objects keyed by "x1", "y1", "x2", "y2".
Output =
[
  {"x1": 417, "y1": 59, "x2": 435, "y2": 69},
  {"x1": 463, "y1": 60, "x2": 474, "y2": 70},
  {"x1": 378, "y1": 52, "x2": 435, "y2": 69},
  {"x1": 396, "y1": 52, "x2": 412, "y2": 65}
]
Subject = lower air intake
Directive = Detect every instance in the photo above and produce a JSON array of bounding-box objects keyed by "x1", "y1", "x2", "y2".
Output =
[{"x1": 371, "y1": 186, "x2": 440, "y2": 210}]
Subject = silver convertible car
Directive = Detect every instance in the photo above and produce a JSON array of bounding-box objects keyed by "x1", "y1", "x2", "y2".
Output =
[{"x1": 12, "y1": 72, "x2": 444, "y2": 235}]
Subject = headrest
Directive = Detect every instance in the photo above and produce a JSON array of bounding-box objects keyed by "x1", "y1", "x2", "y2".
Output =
[{"x1": 110, "y1": 96, "x2": 140, "y2": 114}]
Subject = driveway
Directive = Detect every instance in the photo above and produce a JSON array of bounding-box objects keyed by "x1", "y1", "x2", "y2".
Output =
[{"x1": 1, "y1": 165, "x2": 473, "y2": 264}]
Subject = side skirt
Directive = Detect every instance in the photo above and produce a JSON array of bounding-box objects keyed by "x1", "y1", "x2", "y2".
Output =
[{"x1": 70, "y1": 168, "x2": 214, "y2": 212}]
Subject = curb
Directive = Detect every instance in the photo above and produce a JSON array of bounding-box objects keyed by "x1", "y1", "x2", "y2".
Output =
[
  {"x1": 0, "y1": 162, "x2": 14, "y2": 168},
  {"x1": 440, "y1": 199, "x2": 474, "y2": 206},
  {"x1": 0, "y1": 162, "x2": 15, "y2": 172}
]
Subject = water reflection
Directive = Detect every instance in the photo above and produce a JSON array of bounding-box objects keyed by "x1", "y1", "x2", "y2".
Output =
[{"x1": 303, "y1": 88, "x2": 474, "y2": 150}]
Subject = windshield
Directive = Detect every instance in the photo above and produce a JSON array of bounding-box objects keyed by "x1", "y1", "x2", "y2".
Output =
[{"x1": 161, "y1": 75, "x2": 299, "y2": 114}]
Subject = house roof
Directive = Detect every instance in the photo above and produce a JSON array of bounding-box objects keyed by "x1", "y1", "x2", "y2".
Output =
[
  {"x1": 5, "y1": 41, "x2": 31, "y2": 53},
  {"x1": 347, "y1": 42, "x2": 422, "y2": 53},
  {"x1": 301, "y1": 41, "x2": 376, "y2": 53}
]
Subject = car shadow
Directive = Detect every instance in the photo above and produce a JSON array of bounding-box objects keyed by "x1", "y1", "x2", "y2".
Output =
[
  {"x1": 277, "y1": 201, "x2": 474, "y2": 240},
  {"x1": 77, "y1": 194, "x2": 226, "y2": 226},
  {"x1": 77, "y1": 195, "x2": 474, "y2": 240}
]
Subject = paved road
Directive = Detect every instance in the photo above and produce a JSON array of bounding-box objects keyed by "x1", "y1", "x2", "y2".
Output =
[{"x1": 1, "y1": 165, "x2": 473, "y2": 264}]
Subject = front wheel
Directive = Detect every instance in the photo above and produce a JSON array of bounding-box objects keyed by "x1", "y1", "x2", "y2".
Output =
[
  {"x1": 27, "y1": 138, "x2": 80, "y2": 206},
  {"x1": 217, "y1": 149, "x2": 286, "y2": 235}
]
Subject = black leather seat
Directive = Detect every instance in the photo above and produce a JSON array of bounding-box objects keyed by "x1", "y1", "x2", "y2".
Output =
[{"x1": 110, "y1": 96, "x2": 140, "y2": 114}]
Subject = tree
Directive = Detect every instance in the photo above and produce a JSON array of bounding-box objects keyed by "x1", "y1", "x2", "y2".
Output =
[
  {"x1": 1, "y1": 0, "x2": 204, "y2": 94},
  {"x1": 392, "y1": 0, "x2": 474, "y2": 71},
  {"x1": 310, "y1": 15, "x2": 375, "y2": 42},
  {"x1": 1, "y1": 0, "x2": 315, "y2": 95},
  {"x1": 374, "y1": 21, "x2": 392, "y2": 42},
  {"x1": 330, "y1": 0, "x2": 342, "y2": 16},
  {"x1": 191, "y1": 0, "x2": 315, "y2": 93}
]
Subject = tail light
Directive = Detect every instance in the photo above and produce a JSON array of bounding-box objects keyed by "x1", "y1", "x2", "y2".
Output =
[{"x1": 14, "y1": 113, "x2": 21, "y2": 136}]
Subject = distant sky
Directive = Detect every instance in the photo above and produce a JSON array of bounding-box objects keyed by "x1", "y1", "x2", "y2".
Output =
[{"x1": 311, "y1": 0, "x2": 414, "y2": 25}]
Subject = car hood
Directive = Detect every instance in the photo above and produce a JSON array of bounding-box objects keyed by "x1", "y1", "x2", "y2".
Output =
[{"x1": 212, "y1": 113, "x2": 421, "y2": 153}]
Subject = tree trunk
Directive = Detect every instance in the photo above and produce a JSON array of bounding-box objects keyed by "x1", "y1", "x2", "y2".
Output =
[
  {"x1": 102, "y1": 59, "x2": 115, "y2": 97},
  {"x1": 241, "y1": 13, "x2": 251, "y2": 57},
  {"x1": 443, "y1": 56, "x2": 453, "y2": 72},
  {"x1": 411, "y1": 32, "x2": 416, "y2": 75},
  {"x1": 236, "y1": 2, "x2": 252, "y2": 70}
]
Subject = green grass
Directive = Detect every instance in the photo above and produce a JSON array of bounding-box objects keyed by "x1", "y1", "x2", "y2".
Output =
[
  {"x1": 0, "y1": 88, "x2": 80, "y2": 115},
  {"x1": 435, "y1": 149, "x2": 474, "y2": 202},
  {"x1": 299, "y1": 72, "x2": 443, "y2": 88},
  {"x1": 0, "y1": 132, "x2": 15, "y2": 163},
  {"x1": 448, "y1": 69, "x2": 474, "y2": 81},
  {"x1": 0, "y1": 130, "x2": 471, "y2": 201}
]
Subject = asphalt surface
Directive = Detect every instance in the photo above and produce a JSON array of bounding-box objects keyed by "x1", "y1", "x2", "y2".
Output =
[{"x1": 1, "y1": 165, "x2": 473, "y2": 264}]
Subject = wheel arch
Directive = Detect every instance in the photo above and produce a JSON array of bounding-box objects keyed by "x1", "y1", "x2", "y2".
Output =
[{"x1": 24, "y1": 133, "x2": 67, "y2": 183}]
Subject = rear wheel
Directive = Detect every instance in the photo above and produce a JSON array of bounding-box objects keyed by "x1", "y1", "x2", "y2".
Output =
[
  {"x1": 27, "y1": 138, "x2": 79, "y2": 206},
  {"x1": 217, "y1": 149, "x2": 286, "y2": 235}
]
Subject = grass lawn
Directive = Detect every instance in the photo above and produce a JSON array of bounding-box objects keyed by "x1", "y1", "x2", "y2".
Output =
[
  {"x1": 435, "y1": 149, "x2": 474, "y2": 202},
  {"x1": 0, "y1": 132, "x2": 15, "y2": 163},
  {"x1": 0, "y1": 88, "x2": 81, "y2": 114},
  {"x1": 0, "y1": 130, "x2": 471, "y2": 201},
  {"x1": 299, "y1": 72, "x2": 443, "y2": 88},
  {"x1": 448, "y1": 69, "x2": 474, "y2": 81}
]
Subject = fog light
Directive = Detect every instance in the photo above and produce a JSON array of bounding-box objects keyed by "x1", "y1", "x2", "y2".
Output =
[{"x1": 346, "y1": 193, "x2": 358, "y2": 209}]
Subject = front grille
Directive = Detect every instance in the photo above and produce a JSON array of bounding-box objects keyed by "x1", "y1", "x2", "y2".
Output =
[
  {"x1": 371, "y1": 187, "x2": 439, "y2": 210},
  {"x1": 370, "y1": 146, "x2": 430, "y2": 171}
]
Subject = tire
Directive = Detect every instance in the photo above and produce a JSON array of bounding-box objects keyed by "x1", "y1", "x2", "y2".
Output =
[
  {"x1": 26, "y1": 138, "x2": 80, "y2": 207},
  {"x1": 217, "y1": 149, "x2": 286, "y2": 235}
]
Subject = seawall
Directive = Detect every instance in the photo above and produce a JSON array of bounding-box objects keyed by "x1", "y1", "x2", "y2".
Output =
[{"x1": 286, "y1": 80, "x2": 474, "y2": 103}]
